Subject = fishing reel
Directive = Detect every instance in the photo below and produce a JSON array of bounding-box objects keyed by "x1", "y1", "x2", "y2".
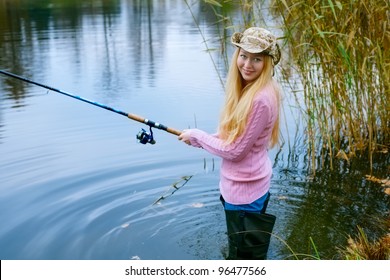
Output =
[{"x1": 136, "y1": 127, "x2": 156, "y2": 145}]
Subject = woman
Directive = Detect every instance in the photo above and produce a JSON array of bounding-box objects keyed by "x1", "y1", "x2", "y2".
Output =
[{"x1": 179, "y1": 27, "x2": 281, "y2": 259}]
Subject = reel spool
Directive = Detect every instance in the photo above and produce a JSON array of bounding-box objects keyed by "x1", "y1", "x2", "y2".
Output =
[{"x1": 136, "y1": 127, "x2": 156, "y2": 144}]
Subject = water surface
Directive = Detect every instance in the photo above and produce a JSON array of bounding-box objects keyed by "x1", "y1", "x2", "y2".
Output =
[{"x1": 1, "y1": 0, "x2": 388, "y2": 260}]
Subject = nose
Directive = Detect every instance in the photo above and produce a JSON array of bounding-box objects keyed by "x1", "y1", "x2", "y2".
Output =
[{"x1": 244, "y1": 59, "x2": 253, "y2": 68}]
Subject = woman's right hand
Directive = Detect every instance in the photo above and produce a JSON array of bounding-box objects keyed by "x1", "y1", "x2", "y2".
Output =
[{"x1": 178, "y1": 129, "x2": 192, "y2": 145}]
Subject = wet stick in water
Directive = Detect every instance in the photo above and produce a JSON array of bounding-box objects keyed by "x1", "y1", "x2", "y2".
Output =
[{"x1": 153, "y1": 175, "x2": 194, "y2": 205}]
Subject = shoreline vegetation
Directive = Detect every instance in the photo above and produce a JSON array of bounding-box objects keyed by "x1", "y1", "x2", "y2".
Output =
[
  {"x1": 194, "y1": 0, "x2": 389, "y2": 260},
  {"x1": 272, "y1": 0, "x2": 389, "y2": 174}
]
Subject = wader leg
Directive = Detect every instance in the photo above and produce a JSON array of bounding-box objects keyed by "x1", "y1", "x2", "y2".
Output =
[
  {"x1": 222, "y1": 194, "x2": 276, "y2": 260},
  {"x1": 225, "y1": 210, "x2": 276, "y2": 260}
]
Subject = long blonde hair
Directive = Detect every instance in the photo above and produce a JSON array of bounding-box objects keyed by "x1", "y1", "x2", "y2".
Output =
[{"x1": 219, "y1": 48, "x2": 280, "y2": 147}]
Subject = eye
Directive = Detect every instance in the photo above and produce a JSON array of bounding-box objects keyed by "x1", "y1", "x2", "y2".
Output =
[
  {"x1": 254, "y1": 57, "x2": 263, "y2": 62},
  {"x1": 240, "y1": 54, "x2": 247, "y2": 59}
]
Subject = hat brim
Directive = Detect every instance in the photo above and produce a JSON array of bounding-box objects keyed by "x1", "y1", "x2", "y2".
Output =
[{"x1": 231, "y1": 31, "x2": 281, "y2": 65}]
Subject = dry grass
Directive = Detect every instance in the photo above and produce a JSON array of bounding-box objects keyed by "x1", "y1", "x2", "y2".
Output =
[{"x1": 341, "y1": 226, "x2": 390, "y2": 260}]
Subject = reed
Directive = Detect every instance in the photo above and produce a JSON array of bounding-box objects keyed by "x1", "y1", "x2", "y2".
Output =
[{"x1": 271, "y1": 0, "x2": 390, "y2": 171}]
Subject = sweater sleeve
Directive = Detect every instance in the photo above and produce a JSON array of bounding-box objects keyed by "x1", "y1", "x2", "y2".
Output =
[{"x1": 188, "y1": 96, "x2": 272, "y2": 162}]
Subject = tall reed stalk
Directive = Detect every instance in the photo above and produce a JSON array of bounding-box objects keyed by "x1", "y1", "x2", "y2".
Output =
[{"x1": 271, "y1": 0, "x2": 390, "y2": 171}]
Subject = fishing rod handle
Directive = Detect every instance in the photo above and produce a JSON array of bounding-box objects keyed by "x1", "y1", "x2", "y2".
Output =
[
  {"x1": 166, "y1": 127, "x2": 182, "y2": 136},
  {"x1": 127, "y1": 113, "x2": 182, "y2": 136}
]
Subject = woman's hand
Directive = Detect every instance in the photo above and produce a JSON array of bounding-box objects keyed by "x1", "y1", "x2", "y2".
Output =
[{"x1": 178, "y1": 129, "x2": 192, "y2": 145}]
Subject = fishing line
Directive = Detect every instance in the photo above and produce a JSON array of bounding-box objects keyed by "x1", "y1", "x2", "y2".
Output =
[{"x1": 0, "y1": 70, "x2": 182, "y2": 144}]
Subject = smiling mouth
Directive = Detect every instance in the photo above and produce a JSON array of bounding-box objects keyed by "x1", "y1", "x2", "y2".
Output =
[{"x1": 242, "y1": 69, "x2": 253, "y2": 75}]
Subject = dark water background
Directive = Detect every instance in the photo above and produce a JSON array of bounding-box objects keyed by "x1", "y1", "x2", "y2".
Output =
[{"x1": 0, "y1": 0, "x2": 389, "y2": 260}]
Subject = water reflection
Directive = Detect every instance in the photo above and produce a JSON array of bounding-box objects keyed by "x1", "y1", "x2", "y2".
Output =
[{"x1": 274, "y1": 151, "x2": 390, "y2": 259}]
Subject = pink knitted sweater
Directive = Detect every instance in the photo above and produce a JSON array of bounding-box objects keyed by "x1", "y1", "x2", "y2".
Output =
[{"x1": 187, "y1": 83, "x2": 278, "y2": 204}]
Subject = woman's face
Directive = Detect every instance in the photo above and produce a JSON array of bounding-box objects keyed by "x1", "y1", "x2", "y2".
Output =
[{"x1": 236, "y1": 49, "x2": 265, "y2": 84}]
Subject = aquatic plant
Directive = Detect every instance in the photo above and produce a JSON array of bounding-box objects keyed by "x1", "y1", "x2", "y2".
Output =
[{"x1": 271, "y1": 0, "x2": 390, "y2": 172}]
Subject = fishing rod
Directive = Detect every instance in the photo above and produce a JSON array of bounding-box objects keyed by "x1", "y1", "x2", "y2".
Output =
[{"x1": 0, "y1": 70, "x2": 182, "y2": 144}]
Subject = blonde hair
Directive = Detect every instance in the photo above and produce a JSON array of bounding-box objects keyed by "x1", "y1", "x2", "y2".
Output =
[{"x1": 219, "y1": 48, "x2": 280, "y2": 147}]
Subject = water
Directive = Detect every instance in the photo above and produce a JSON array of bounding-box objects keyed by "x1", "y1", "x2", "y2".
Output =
[{"x1": 1, "y1": 0, "x2": 388, "y2": 260}]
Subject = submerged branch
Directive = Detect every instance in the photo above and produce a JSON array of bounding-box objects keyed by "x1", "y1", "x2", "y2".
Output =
[{"x1": 153, "y1": 175, "x2": 194, "y2": 205}]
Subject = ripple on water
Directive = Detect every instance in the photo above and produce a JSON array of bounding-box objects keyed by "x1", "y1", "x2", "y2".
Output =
[{"x1": 0, "y1": 154, "x2": 225, "y2": 259}]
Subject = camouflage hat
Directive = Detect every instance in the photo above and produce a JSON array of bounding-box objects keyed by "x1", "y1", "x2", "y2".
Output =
[{"x1": 231, "y1": 27, "x2": 281, "y2": 65}]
